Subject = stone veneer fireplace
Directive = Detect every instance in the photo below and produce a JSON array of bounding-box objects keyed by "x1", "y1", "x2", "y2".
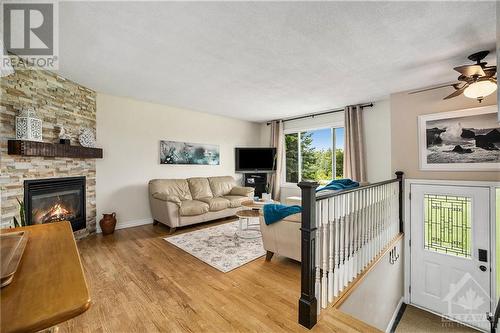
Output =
[
  {"x1": 24, "y1": 177, "x2": 86, "y2": 231},
  {"x1": 0, "y1": 55, "x2": 97, "y2": 236}
]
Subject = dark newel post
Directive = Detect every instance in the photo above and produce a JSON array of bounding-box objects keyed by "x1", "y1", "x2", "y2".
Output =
[
  {"x1": 395, "y1": 171, "x2": 404, "y2": 233},
  {"x1": 298, "y1": 181, "x2": 319, "y2": 329}
]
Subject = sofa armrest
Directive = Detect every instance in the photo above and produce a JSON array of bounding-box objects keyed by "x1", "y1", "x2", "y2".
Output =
[
  {"x1": 150, "y1": 197, "x2": 181, "y2": 228},
  {"x1": 230, "y1": 186, "x2": 254, "y2": 197},
  {"x1": 259, "y1": 215, "x2": 301, "y2": 261},
  {"x1": 152, "y1": 192, "x2": 181, "y2": 206}
]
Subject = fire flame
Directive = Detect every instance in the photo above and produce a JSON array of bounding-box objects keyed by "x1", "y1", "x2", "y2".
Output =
[{"x1": 41, "y1": 203, "x2": 72, "y2": 223}]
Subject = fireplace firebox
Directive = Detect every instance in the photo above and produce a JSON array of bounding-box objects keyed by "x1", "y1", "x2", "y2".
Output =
[{"x1": 24, "y1": 177, "x2": 86, "y2": 231}]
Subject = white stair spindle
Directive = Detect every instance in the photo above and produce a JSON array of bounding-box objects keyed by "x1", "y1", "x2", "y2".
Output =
[
  {"x1": 364, "y1": 189, "x2": 368, "y2": 265},
  {"x1": 345, "y1": 193, "x2": 350, "y2": 283},
  {"x1": 377, "y1": 185, "x2": 381, "y2": 255},
  {"x1": 345, "y1": 193, "x2": 352, "y2": 284},
  {"x1": 327, "y1": 198, "x2": 334, "y2": 303},
  {"x1": 382, "y1": 184, "x2": 389, "y2": 248},
  {"x1": 369, "y1": 188, "x2": 373, "y2": 263},
  {"x1": 352, "y1": 191, "x2": 357, "y2": 276},
  {"x1": 333, "y1": 197, "x2": 340, "y2": 297},
  {"x1": 358, "y1": 190, "x2": 363, "y2": 274},
  {"x1": 315, "y1": 204, "x2": 321, "y2": 314},
  {"x1": 339, "y1": 195, "x2": 346, "y2": 291},
  {"x1": 321, "y1": 200, "x2": 328, "y2": 309},
  {"x1": 372, "y1": 187, "x2": 376, "y2": 258},
  {"x1": 352, "y1": 191, "x2": 357, "y2": 277},
  {"x1": 354, "y1": 191, "x2": 359, "y2": 276}
]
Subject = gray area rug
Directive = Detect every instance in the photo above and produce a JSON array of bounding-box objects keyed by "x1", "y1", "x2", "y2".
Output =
[{"x1": 164, "y1": 221, "x2": 266, "y2": 273}]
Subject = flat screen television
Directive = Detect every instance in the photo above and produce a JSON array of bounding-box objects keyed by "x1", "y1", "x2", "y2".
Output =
[{"x1": 235, "y1": 148, "x2": 276, "y2": 172}]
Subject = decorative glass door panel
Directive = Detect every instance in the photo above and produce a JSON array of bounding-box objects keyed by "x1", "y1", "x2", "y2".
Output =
[{"x1": 423, "y1": 194, "x2": 472, "y2": 258}]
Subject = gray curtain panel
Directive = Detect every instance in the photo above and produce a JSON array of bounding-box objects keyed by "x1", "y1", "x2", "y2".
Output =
[
  {"x1": 344, "y1": 105, "x2": 367, "y2": 182},
  {"x1": 269, "y1": 120, "x2": 284, "y2": 200}
]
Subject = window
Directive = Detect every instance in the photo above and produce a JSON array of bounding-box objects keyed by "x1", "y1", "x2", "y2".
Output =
[
  {"x1": 285, "y1": 127, "x2": 344, "y2": 185},
  {"x1": 424, "y1": 194, "x2": 471, "y2": 258}
]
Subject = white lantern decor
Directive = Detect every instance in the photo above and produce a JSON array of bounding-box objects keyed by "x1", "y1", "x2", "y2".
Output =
[{"x1": 15, "y1": 107, "x2": 42, "y2": 142}]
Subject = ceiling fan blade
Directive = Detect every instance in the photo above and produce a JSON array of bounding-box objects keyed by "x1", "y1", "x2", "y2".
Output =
[
  {"x1": 443, "y1": 84, "x2": 468, "y2": 99},
  {"x1": 483, "y1": 66, "x2": 497, "y2": 77},
  {"x1": 453, "y1": 65, "x2": 485, "y2": 77},
  {"x1": 458, "y1": 75, "x2": 474, "y2": 83},
  {"x1": 408, "y1": 83, "x2": 457, "y2": 94}
]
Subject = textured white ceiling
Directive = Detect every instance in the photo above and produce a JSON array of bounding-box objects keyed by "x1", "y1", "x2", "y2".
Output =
[{"x1": 56, "y1": 1, "x2": 497, "y2": 122}]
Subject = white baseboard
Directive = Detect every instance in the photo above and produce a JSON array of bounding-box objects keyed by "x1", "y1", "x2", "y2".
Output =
[
  {"x1": 96, "y1": 218, "x2": 153, "y2": 234},
  {"x1": 386, "y1": 297, "x2": 405, "y2": 333}
]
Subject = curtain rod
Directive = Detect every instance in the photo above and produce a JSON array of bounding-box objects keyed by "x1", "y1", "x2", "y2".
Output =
[{"x1": 265, "y1": 102, "x2": 374, "y2": 126}]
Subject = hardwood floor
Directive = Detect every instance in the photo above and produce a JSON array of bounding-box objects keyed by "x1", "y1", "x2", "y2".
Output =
[{"x1": 60, "y1": 219, "x2": 379, "y2": 333}]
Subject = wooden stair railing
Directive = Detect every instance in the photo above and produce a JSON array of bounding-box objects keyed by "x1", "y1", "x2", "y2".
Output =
[{"x1": 298, "y1": 171, "x2": 404, "y2": 329}]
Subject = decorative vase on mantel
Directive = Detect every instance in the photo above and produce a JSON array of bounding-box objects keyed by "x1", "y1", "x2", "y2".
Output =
[
  {"x1": 99, "y1": 213, "x2": 116, "y2": 235},
  {"x1": 79, "y1": 128, "x2": 96, "y2": 148}
]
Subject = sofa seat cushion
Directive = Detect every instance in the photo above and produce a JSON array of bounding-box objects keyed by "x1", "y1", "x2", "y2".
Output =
[
  {"x1": 199, "y1": 197, "x2": 230, "y2": 212},
  {"x1": 222, "y1": 195, "x2": 250, "y2": 208},
  {"x1": 187, "y1": 177, "x2": 213, "y2": 200},
  {"x1": 208, "y1": 176, "x2": 236, "y2": 197},
  {"x1": 179, "y1": 200, "x2": 209, "y2": 216}
]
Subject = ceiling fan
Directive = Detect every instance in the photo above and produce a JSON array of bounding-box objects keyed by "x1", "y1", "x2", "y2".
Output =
[{"x1": 410, "y1": 50, "x2": 497, "y2": 102}]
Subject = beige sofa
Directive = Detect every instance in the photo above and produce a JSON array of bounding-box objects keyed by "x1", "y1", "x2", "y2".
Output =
[
  {"x1": 259, "y1": 212, "x2": 301, "y2": 262},
  {"x1": 259, "y1": 197, "x2": 302, "y2": 261},
  {"x1": 149, "y1": 176, "x2": 254, "y2": 232}
]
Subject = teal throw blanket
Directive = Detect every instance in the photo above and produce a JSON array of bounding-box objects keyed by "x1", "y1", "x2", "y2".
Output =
[
  {"x1": 316, "y1": 178, "x2": 359, "y2": 192},
  {"x1": 263, "y1": 204, "x2": 302, "y2": 225}
]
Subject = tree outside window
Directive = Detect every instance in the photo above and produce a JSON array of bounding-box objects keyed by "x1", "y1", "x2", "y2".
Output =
[{"x1": 285, "y1": 127, "x2": 344, "y2": 185}]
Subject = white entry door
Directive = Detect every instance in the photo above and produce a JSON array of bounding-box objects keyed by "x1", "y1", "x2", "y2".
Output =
[{"x1": 410, "y1": 184, "x2": 491, "y2": 331}]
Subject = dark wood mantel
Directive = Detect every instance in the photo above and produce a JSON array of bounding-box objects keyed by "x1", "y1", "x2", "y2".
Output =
[{"x1": 8, "y1": 140, "x2": 103, "y2": 159}]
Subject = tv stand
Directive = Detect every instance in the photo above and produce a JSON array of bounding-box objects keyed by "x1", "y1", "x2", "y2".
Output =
[{"x1": 243, "y1": 173, "x2": 268, "y2": 198}]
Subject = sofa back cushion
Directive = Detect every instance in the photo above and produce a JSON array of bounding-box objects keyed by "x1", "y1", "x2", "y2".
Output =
[
  {"x1": 187, "y1": 177, "x2": 213, "y2": 200},
  {"x1": 208, "y1": 176, "x2": 236, "y2": 197},
  {"x1": 149, "y1": 179, "x2": 192, "y2": 201}
]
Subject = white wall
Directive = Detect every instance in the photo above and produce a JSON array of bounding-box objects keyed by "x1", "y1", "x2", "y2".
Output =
[
  {"x1": 364, "y1": 99, "x2": 392, "y2": 182},
  {"x1": 339, "y1": 238, "x2": 404, "y2": 332},
  {"x1": 260, "y1": 100, "x2": 392, "y2": 201},
  {"x1": 96, "y1": 93, "x2": 261, "y2": 230}
]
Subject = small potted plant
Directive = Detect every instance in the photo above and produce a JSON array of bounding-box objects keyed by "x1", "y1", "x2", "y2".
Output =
[
  {"x1": 262, "y1": 183, "x2": 272, "y2": 202},
  {"x1": 12, "y1": 198, "x2": 27, "y2": 228}
]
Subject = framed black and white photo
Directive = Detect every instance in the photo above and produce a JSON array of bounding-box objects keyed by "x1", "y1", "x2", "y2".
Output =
[{"x1": 418, "y1": 106, "x2": 499, "y2": 171}]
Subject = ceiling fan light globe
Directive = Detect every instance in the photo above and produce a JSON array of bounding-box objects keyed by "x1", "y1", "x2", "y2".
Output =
[{"x1": 463, "y1": 80, "x2": 497, "y2": 99}]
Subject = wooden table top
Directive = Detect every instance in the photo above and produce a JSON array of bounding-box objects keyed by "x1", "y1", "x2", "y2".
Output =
[
  {"x1": 0, "y1": 222, "x2": 91, "y2": 333},
  {"x1": 236, "y1": 209, "x2": 260, "y2": 218},
  {"x1": 241, "y1": 200, "x2": 278, "y2": 209}
]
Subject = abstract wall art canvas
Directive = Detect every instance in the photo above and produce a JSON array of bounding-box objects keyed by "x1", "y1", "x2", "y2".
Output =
[
  {"x1": 418, "y1": 106, "x2": 499, "y2": 171},
  {"x1": 160, "y1": 140, "x2": 220, "y2": 165}
]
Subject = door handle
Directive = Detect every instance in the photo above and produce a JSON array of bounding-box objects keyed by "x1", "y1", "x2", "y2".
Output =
[{"x1": 479, "y1": 265, "x2": 487, "y2": 272}]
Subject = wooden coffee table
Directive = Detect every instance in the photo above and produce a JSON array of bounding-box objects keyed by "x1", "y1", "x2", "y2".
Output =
[
  {"x1": 241, "y1": 199, "x2": 277, "y2": 209},
  {"x1": 235, "y1": 209, "x2": 261, "y2": 239}
]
